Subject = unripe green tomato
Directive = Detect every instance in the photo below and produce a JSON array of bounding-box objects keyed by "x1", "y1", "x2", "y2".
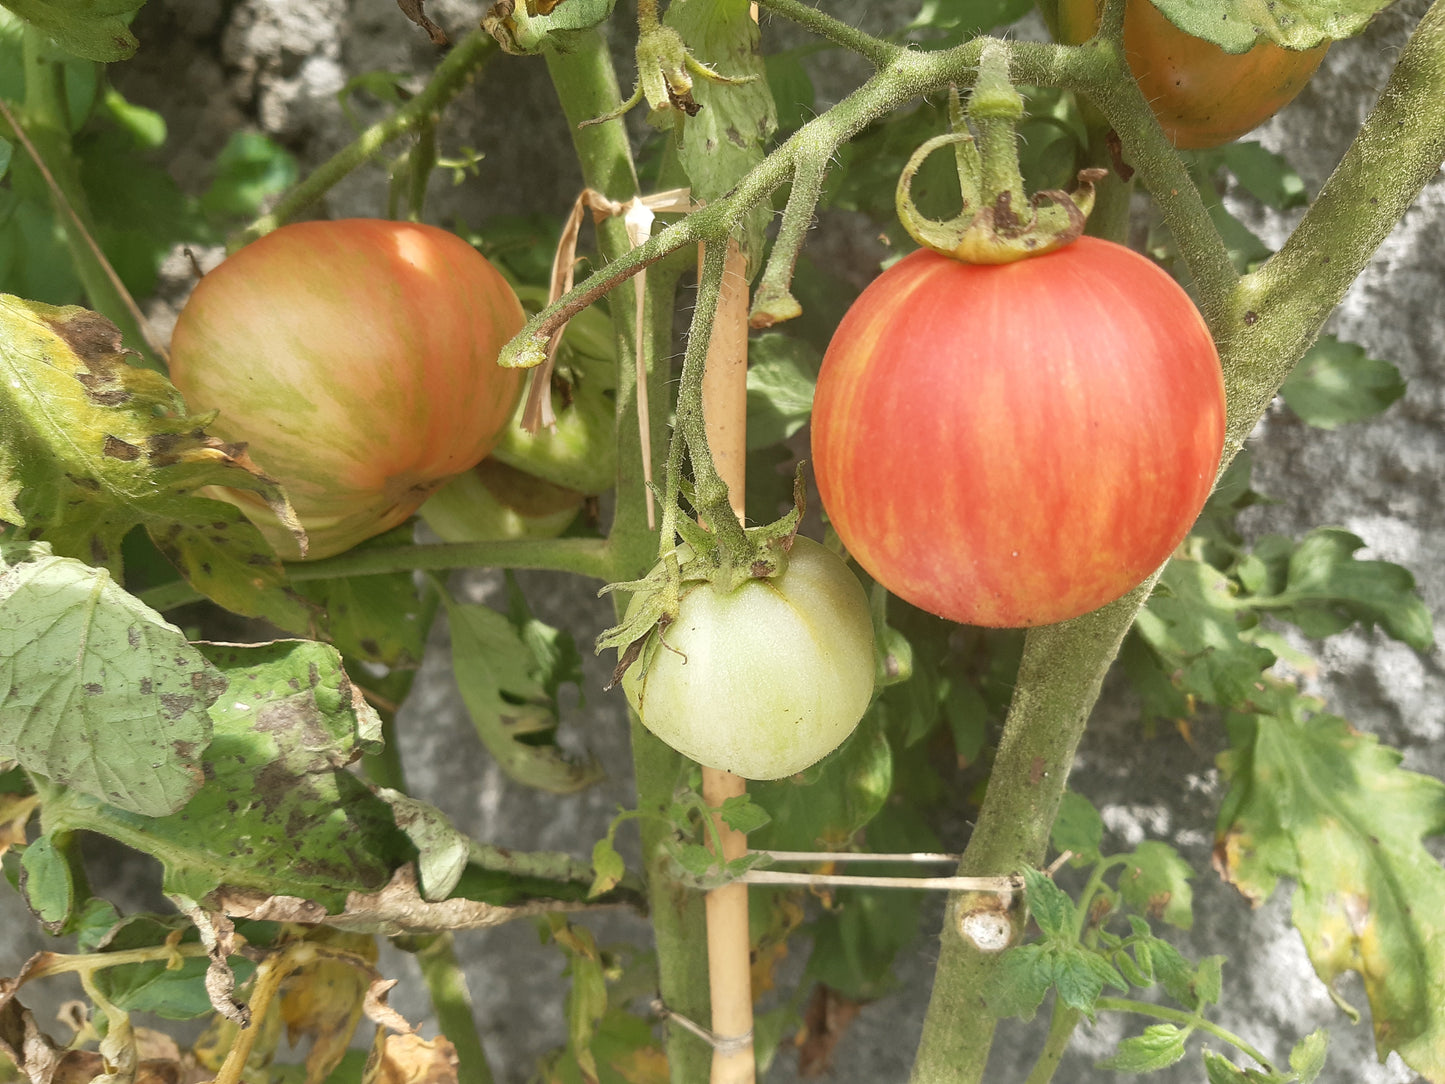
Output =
[
  {"x1": 169, "y1": 219, "x2": 524, "y2": 560},
  {"x1": 418, "y1": 458, "x2": 584, "y2": 543},
  {"x1": 490, "y1": 301, "x2": 617, "y2": 495},
  {"x1": 621, "y1": 537, "x2": 876, "y2": 780}
]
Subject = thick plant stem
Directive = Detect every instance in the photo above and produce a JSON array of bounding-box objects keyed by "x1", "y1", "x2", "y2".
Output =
[
  {"x1": 238, "y1": 30, "x2": 498, "y2": 244},
  {"x1": 909, "y1": 581, "x2": 1152, "y2": 1084},
  {"x1": 544, "y1": 28, "x2": 713, "y2": 1084},
  {"x1": 404, "y1": 933, "x2": 497, "y2": 1084},
  {"x1": 1223, "y1": 0, "x2": 1445, "y2": 451}
]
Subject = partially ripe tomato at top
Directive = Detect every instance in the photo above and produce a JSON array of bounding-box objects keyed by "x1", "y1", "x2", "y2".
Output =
[
  {"x1": 1054, "y1": 0, "x2": 1328, "y2": 148},
  {"x1": 811, "y1": 236, "x2": 1226, "y2": 628},
  {"x1": 169, "y1": 219, "x2": 525, "y2": 560}
]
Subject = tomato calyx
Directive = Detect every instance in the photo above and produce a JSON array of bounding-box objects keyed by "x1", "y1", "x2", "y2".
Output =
[
  {"x1": 896, "y1": 44, "x2": 1107, "y2": 265},
  {"x1": 596, "y1": 470, "x2": 808, "y2": 690}
]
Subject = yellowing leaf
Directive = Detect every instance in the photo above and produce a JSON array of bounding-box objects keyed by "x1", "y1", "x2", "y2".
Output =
[
  {"x1": 362, "y1": 1033, "x2": 458, "y2": 1084},
  {"x1": 1217, "y1": 703, "x2": 1445, "y2": 1079},
  {"x1": 280, "y1": 929, "x2": 379, "y2": 1084}
]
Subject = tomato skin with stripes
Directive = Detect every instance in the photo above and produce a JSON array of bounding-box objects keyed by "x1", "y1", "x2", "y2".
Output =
[
  {"x1": 1054, "y1": 0, "x2": 1328, "y2": 149},
  {"x1": 810, "y1": 237, "x2": 1225, "y2": 628},
  {"x1": 170, "y1": 219, "x2": 525, "y2": 560}
]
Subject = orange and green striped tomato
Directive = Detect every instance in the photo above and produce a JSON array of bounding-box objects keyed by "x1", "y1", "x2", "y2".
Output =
[
  {"x1": 811, "y1": 237, "x2": 1225, "y2": 628},
  {"x1": 170, "y1": 219, "x2": 524, "y2": 560},
  {"x1": 1055, "y1": 0, "x2": 1328, "y2": 149}
]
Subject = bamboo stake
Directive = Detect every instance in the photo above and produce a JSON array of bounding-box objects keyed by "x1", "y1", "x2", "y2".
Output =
[{"x1": 700, "y1": 238, "x2": 755, "y2": 1084}]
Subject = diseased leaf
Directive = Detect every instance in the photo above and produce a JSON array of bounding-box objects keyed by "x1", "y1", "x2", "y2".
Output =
[
  {"x1": 1281, "y1": 336, "x2": 1406, "y2": 430},
  {"x1": 279, "y1": 928, "x2": 378, "y2": 1084},
  {"x1": 0, "y1": 542, "x2": 216, "y2": 816},
  {"x1": 18, "y1": 835, "x2": 73, "y2": 931},
  {"x1": 1242, "y1": 528, "x2": 1433, "y2": 650},
  {"x1": 1097, "y1": 1023, "x2": 1189, "y2": 1072},
  {"x1": 1216, "y1": 702, "x2": 1445, "y2": 1078},
  {"x1": 1148, "y1": 0, "x2": 1382, "y2": 52},
  {"x1": 1119, "y1": 841, "x2": 1195, "y2": 930},
  {"x1": 0, "y1": 0, "x2": 143, "y2": 61},
  {"x1": 47, "y1": 639, "x2": 408, "y2": 911},
  {"x1": 0, "y1": 296, "x2": 309, "y2": 628},
  {"x1": 588, "y1": 836, "x2": 625, "y2": 898}
]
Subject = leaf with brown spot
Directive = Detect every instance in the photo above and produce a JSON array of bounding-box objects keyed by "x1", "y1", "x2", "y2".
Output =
[
  {"x1": 0, "y1": 295, "x2": 307, "y2": 627},
  {"x1": 1217, "y1": 697, "x2": 1445, "y2": 1079},
  {"x1": 0, "y1": 543, "x2": 216, "y2": 817}
]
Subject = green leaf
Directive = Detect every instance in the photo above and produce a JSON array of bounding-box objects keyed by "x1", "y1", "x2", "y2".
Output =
[
  {"x1": 1193, "y1": 953, "x2": 1225, "y2": 1007},
  {"x1": 718, "y1": 794, "x2": 771, "y2": 834},
  {"x1": 1097, "y1": 1023, "x2": 1189, "y2": 1072},
  {"x1": 763, "y1": 48, "x2": 814, "y2": 134},
  {"x1": 0, "y1": 296, "x2": 310, "y2": 628},
  {"x1": 1242, "y1": 528, "x2": 1434, "y2": 650},
  {"x1": 982, "y1": 943, "x2": 1055, "y2": 1020},
  {"x1": 443, "y1": 588, "x2": 602, "y2": 794},
  {"x1": 19, "y1": 834, "x2": 73, "y2": 931},
  {"x1": 1147, "y1": 0, "x2": 1380, "y2": 51},
  {"x1": 1280, "y1": 335, "x2": 1406, "y2": 429},
  {"x1": 0, "y1": 0, "x2": 143, "y2": 61},
  {"x1": 1053, "y1": 944, "x2": 1127, "y2": 1013},
  {"x1": 1288, "y1": 1028, "x2": 1329, "y2": 1083},
  {"x1": 745, "y1": 334, "x2": 819, "y2": 450},
  {"x1": 199, "y1": 131, "x2": 299, "y2": 221},
  {"x1": 48, "y1": 639, "x2": 410, "y2": 911},
  {"x1": 1052, "y1": 791, "x2": 1104, "y2": 865},
  {"x1": 1198, "y1": 142, "x2": 1308, "y2": 210},
  {"x1": 1216, "y1": 703, "x2": 1445, "y2": 1078},
  {"x1": 0, "y1": 137, "x2": 13, "y2": 183},
  {"x1": 589, "y1": 836, "x2": 625, "y2": 898},
  {"x1": 374, "y1": 788, "x2": 469, "y2": 902},
  {"x1": 1119, "y1": 841, "x2": 1195, "y2": 930},
  {"x1": 297, "y1": 531, "x2": 436, "y2": 667},
  {"x1": 1023, "y1": 866, "x2": 1077, "y2": 941},
  {"x1": 750, "y1": 710, "x2": 891, "y2": 851},
  {"x1": 1134, "y1": 555, "x2": 1277, "y2": 711},
  {"x1": 90, "y1": 914, "x2": 257, "y2": 1020},
  {"x1": 0, "y1": 542, "x2": 217, "y2": 816},
  {"x1": 1202, "y1": 1050, "x2": 1254, "y2": 1084},
  {"x1": 906, "y1": 0, "x2": 1037, "y2": 42},
  {"x1": 805, "y1": 884, "x2": 925, "y2": 1001},
  {"x1": 666, "y1": 0, "x2": 776, "y2": 271}
]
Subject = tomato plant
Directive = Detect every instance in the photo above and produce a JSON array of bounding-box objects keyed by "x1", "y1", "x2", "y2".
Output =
[
  {"x1": 621, "y1": 536, "x2": 876, "y2": 780},
  {"x1": 169, "y1": 218, "x2": 525, "y2": 560},
  {"x1": 1054, "y1": 0, "x2": 1329, "y2": 148},
  {"x1": 811, "y1": 237, "x2": 1225, "y2": 628}
]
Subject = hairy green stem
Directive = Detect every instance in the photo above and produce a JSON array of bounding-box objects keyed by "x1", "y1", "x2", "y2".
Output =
[
  {"x1": 749, "y1": 156, "x2": 827, "y2": 326},
  {"x1": 134, "y1": 537, "x2": 612, "y2": 612},
  {"x1": 542, "y1": 29, "x2": 710, "y2": 1084},
  {"x1": 502, "y1": 36, "x2": 1223, "y2": 366},
  {"x1": 1023, "y1": 999, "x2": 1083, "y2": 1084},
  {"x1": 1224, "y1": 0, "x2": 1445, "y2": 450},
  {"x1": 910, "y1": 579, "x2": 1154, "y2": 1083},
  {"x1": 399, "y1": 933, "x2": 497, "y2": 1084},
  {"x1": 1095, "y1": 998, "x2": 1276, "y2": 1071},
  {"x1": 237, "y1": 30, "x2": 497, "y2": 244},
  {"x1": 754, "y1": 0, "x2": 902, "y2": 67}
]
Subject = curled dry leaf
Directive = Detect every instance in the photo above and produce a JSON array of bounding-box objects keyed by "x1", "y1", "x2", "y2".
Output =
[
  {"x1": 362, "y1": 1032, "x2": 459, "y2": 1084},
  {"x1": 395, "y1": 0, "x2": 448, "y2": 44}
]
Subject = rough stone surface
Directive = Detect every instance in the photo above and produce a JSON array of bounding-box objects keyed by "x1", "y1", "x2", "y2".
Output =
[{"x1": 2, "y1": 1, "x2": 1442, "y2": 1082}]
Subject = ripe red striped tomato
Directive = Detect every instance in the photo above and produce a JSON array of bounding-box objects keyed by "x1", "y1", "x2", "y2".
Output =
[
  {"x1": 170, "y1": 219, "x2": 524, "y2": 560},
  {"x1": 811, "y1": 237, "x2": 1225, "y2": 628}
]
